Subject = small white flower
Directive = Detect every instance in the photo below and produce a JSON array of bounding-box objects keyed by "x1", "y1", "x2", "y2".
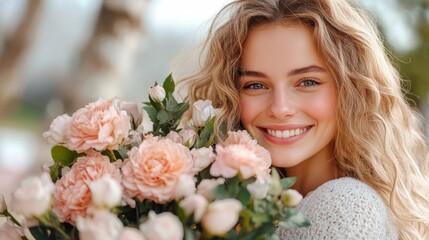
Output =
[
  {"x1": 192, "y1": 100, "x2": 219, "y2": 127},
  {"x1": 11, "y1": 173, "x2": 54, "y2": 218},
  {"x1": 246, "y1": 178, "x2": 270, "y2": 200},
  {"x1": 118, "y1": 227, "x2": 146, "y2": 240},
  {"x1": 140, "y1": 211, "x2": 183, "y2": 240},
  {"x1": 197, "y1": 178, "x2": 225, "y2": 201},
  {"x1": 175, "y1": 175, "x2": 196, "y2": 200},
  {"x1": 77, "y1": 209, "x2": 124, "y2": 240},
  {"x1": 42, "y1": 114, "x2": 72, "y2": 145},
  {"x1": 283, "y1": 189, "x2": 303, "y2": 207},
  {"x1": 120, "y1": 101, "x2": 143, "y2": 127},
  {"x1": 148, "y1": 85, "x2": 166, "y2": 102},
  {"x1": 179, "y1": 129, "x2": 196, "y2": 147},
  {"x1": 89, "y1": 175, "x2": 122, "y2": 209},
  {"x1": 179, "y1": 194, "x2": 208, "y2": 222},
  {"x1": 0, "y1": 221, "x2": 23, "y2": 240},
  {"x1": 201, "y1": 199, "x2": 242, "y2": 236}
]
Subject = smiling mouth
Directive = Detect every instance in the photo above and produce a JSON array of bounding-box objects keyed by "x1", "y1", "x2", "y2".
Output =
[{"x1": 266, "y1": 127, "x2": 310, "y2": 139}]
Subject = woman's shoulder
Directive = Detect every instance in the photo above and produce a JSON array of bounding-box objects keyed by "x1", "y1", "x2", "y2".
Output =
[{"x1": 277, "y1": 177, "x2": 398, "y2": 239}]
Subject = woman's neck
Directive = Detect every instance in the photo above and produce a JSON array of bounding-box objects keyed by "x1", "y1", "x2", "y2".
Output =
[{"x1": 285, "y1": 142, "x2": 338, "y2": 197}]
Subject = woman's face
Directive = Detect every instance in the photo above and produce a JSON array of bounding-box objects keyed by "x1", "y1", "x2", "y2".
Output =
[{"x1": 239, "y1": 23, "x2": 337, "y2": 169}]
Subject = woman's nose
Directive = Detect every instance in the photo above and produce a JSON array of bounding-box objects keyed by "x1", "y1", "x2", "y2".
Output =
[{"x1": 267, "y1": 90, "x2": 296, "y2": 119}]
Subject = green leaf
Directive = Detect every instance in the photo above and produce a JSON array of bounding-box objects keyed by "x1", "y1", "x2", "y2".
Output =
[
  {"x1": 143, "y1": 106, "x2": 158, "y2": 124},
  {"x1": 29, "y1": 226, "x2": 51, "y2": 240},
  {"x1": 194, "y1": 117, "x2": 215, "y2": 148},
  {"x1": 157, "y1": 109, "x2": 173, "y2": 125},
  {"x1": 51, "y1": 145, "x2": 79, "y2": 166},
  {"x1": 212, "y1": 184, "x2": 231, "y2": 199},
  {"x1": 237, "y1": 188, "x2": 251, "y2": 206},
  {"x1": 49, "y1": 163, "x2": 60, "y2": 183},
  {"x1": 184, "y1": 227, "x2": 197, "y2": 240},
  {"x1": 279, "y1": 208, "x2": 310, "y2": 228},
  {"x1": 280, "y1": 177, "x2": 296, "y2": 189},
  {"x1": 162, "y1": 73, "x2": 175, "y2": 96},
  {"x1": 165, "y1": 96, "x2": 179, "y2": 112}
]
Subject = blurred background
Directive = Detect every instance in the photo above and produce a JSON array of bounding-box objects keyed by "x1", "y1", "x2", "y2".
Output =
[{"x1": 0, "y1": 0, "x2": 428, "y2": 198}]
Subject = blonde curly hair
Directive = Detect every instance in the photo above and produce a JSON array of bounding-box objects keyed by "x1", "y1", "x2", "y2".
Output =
[{"x1": 180, "y1": 0, "x2": 429, "y2": 238}]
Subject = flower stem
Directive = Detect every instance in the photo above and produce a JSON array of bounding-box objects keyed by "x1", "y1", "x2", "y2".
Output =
[
  {"x1": 107, "y1": 149, "x2": 117, "y2": 162},
  {"x1": 38, "y1": 216, "x2": 70, "y2": 240},
  {"x1": 3, "y1": 210, "x2": 21, "y2": 227}
]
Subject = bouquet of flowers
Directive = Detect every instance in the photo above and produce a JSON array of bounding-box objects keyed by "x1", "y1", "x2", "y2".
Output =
[{"x1": 0, "y1": 75, "x2": 309, "y2": 240}]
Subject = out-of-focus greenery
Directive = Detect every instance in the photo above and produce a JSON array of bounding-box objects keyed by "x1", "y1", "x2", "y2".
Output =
[{"x1": 392, "y1": 0, "x2": 429, "y2": 106}]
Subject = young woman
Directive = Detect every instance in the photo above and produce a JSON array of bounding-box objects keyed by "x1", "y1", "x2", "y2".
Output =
[{"x1": 181, "y1": 0, "x2": 429, "y2": 239}]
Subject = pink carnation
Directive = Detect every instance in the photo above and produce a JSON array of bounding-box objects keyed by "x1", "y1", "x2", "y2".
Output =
[
  {"x1": 65, "y1": 97, "x2": 131, "y2": 153},
  {"x1": 53, "y1": 150, "x2": 121, "y2": 224},
  {"x1": 210, "y1": 130, "x2": 271, "y2": 180},
  {"x1": 121, "y1": 137, "x2": 193, "y2": 204}
]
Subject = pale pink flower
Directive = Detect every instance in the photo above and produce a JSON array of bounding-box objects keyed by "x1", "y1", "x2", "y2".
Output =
[
  {"x1": 76, "y1": 209, "x2": 124, "y2": 240},
  {"x1": 118, "y1": 227, "x2": 146, "y2": 240},
  {"x1": 283, "y1": 189, "x2": 303, "y2": 207},
  {"x1": 179, "y1": 128, "x2": 196, "y2": 147},
  {"x1": 120, "y1": 101, "x2": 143, "y2": 127},
  {"x1": 201, "y1": 199, "x2": 242, "y2": 236},
  {"x1": 139, "y1": 211, "x2": 183, "y2": 240},
  {"x1": 11, "y1": 173, "x2": 54, "y2": 218},
  {"x1": 42, "y1": 114, "x2": 72, "y2": 145},
  {"x1": 175, "y1": 175, "x2": 196, "y2": 199},
  {"x1": 121, "y1": 137, "x2": 193, "y2": 203},
  {"x1": 166, "y1": 131, "x2": 182, "y2": 144},
  {"x1": 89, "y1": 175, "x2": 122, "y2": 209},
  {"x1": 179, "y1": 194, "x2": 208, "y2": 222},
  {"x1": 148, "y1": 85, "x2": 166, "y2": 102},
  {"x1": 192, "y1": 100, "x2": 219, "y2": 127},
  {"x1": 190, "y1": 146, "x2": 215, "y2": 174},
  {"x1": 197, "y1": 178, "x2": 225, "y2": 201},
  {"x1": 210, "y1": 130, "x2": 271, "y2": 180},
  {"x1": 53, "y1": 151, "x2": 121, "y2": 224},
  {"x1": 65, "y1": 97, "x2": 131, "y2": 153},
  {"x1": 0, "y1": 221, "x2": 23, "y2": 240}
]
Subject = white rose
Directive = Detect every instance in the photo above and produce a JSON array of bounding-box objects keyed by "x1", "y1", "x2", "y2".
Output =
[
  {"x1": 0, "y1": 194, "x2": 7, "y2": 213},
  {"x1": 0, "y1": 221, "x2": 23, "y2": 240},
  {"x1": 190, "y1": 147, "x2": 216, "y2": 174},
  {"x1": 11, "y1": 173, "x2": 54, "y2": 218},
  {"x1": 120, "y1": 101, "x2": 143, "y2": 127},
  {"x1": 118, "y1": 227, "x2": 146, "y2": 240},
  {"x1": 179, "y1": 194, "x2": 208, "y2": 222},
  {"x1": 179, "y1": 129, "x2": 196, "y2": 147},
  {"x1": 283, "y1": 189, "x2": 303, "y2": 207},
  {"x1": 192, "y1": 100, "x2": 219, "y2": 127},
  {"x1": 89, "y1": 175, "x2": 122, "y2": 209},
  {"x1": 42, "y1": 114, "x2": 72, "y2": 145},
  {"x1": 77, "y1": 209, "x2": 124, "y2": 240},
  {"x1": 139, "y1": 211, "x2": 183, "y2": 240},
  {"x1": 201, "y1": 199, "x2": 242, "y2": 236},
  {"x1": 197, "y1": 178, "x2": 225, "y2": 201},
  {"x1": 246, "y1": 178, "x2": 270, "y2": 200},
  {"x1": 148, "y1": 85, "x2": 166, "y2": 102},
  {"x1": 175, "y1": 175, "x2": 196, "y2": 200}
]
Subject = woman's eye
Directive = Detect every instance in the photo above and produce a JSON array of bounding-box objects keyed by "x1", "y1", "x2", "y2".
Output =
[
  {"x1": 299, "y1": 79, "x2": 320, "y2": 87},
  {"x1": 243, "y1": 82, "x2": 265, "y2": 90}
]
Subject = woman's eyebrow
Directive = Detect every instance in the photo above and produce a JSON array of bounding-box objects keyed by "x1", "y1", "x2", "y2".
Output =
[{"x1": 239, "y1": 65, "x2": 326, "y2": 78}]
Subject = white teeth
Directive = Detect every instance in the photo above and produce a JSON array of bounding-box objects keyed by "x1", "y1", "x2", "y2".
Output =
[{"x1": 267, "y1": 128, "x2": 308, "y2": 139}]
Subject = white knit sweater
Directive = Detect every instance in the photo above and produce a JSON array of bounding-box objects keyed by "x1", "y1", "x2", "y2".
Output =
[{"x1": 277, "y1": 177, "x2": 398, "y2": 239}]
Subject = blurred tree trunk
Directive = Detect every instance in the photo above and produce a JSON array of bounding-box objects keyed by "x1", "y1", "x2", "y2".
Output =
[
  {"x1": 0, "y1": 0, "x2": 42, "y2": 119},
  {"x1": 62, "y1": 0, "x2": 147, "y2": 113}
]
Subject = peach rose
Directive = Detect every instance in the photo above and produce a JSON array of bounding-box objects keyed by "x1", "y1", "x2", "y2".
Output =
[
  {"x1": 53, "y1": 151, "x2": 121, "y2": 224},
  {"x1": 65, "y1": 97, "x2": 131, "y2": 153},
  {"x1": 121, "y1": 137, "x2": 193, "y2": 203},
  {"x1": 210, "y1": 130, "x2": 271, "y2": 180}
]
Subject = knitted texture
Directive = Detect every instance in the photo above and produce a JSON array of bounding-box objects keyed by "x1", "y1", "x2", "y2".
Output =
[{"x1": 277, "y1": 177, "x2": 398, "y2": 239}]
